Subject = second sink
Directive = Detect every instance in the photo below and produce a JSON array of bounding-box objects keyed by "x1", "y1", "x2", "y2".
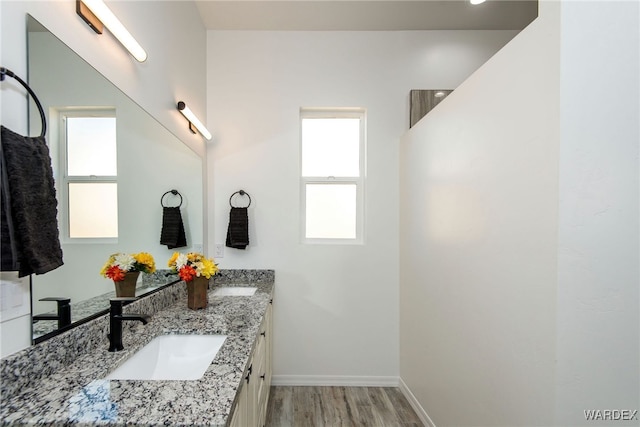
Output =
[
  {"x1": 212, "y1": 287, "x2": 257, "y2": 296},
  {"x1": 106, "y1": 334, "x2": 227, "y2": 381}
]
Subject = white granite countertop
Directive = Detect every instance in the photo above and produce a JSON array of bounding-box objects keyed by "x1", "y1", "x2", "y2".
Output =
[
  {"x1": 1, "y1": 274, "x2": 274, "y2": 426},
  {"x1": 33, "y1": 270, "x2": 180, "y2": 339}
]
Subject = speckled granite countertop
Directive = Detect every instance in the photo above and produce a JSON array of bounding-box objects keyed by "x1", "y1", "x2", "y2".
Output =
[
  {"x1": 1, "y1": 270, "x2": 274, "y2": 426},
  {"x1": 33, "y1": 271, "x2": 180, "y2": 338}
]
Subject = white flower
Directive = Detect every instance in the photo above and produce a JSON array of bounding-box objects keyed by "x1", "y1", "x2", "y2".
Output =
[
  {"x1": 175, "y1": 253, "x2": 188, "y2": 270},
  {"x1": 114, "y1": 253, "x2": 134, "y2": 271},
  {"x1": 193, "y1": 261, "x2": 205, "y2": 276}
]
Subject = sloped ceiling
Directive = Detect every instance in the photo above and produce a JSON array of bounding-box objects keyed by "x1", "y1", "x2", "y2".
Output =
[{"x1": 195, "y1": 0, "x2": 538, "y2": 31}]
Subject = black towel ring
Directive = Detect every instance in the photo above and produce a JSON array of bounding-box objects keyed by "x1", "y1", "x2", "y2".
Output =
[
  {"x1": 161, "y1": 189, "x2": 183, "y2": 208},
  {"x1": 1, "y1": 67, "x2": 47, "y2": 138},
  {"x1": 229, "y1": 190, "x2": 251, "y2": 208}
]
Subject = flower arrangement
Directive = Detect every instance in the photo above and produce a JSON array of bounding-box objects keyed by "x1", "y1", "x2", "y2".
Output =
[
  {"x1": 167, "y1": 252, "x2": 218, "y2": 282},
  {"x1": 100, "y1": 252, "x2": 156, "y2": 281}
]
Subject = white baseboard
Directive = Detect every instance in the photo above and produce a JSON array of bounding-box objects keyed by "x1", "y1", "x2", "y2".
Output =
[
  {"x1": 398, "y1": 377, "x2": 436, "y2": 427},
  {"x1": 271, "y1": 375, "x2": 400, "y2": 387}
]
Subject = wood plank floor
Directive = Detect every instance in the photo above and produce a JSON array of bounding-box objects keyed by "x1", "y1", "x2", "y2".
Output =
[{"x1": 265, "y1": 386, "x2": 423, "y2": 427}]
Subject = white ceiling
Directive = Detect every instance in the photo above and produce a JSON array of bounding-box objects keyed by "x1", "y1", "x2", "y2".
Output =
[{"x1": 195, "y1": 0, "x2": 538, "y2": 31}]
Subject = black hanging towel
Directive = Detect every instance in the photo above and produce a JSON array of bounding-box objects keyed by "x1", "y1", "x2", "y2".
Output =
[
  {"x1": 226, "y1": 190, "x2": 251, "y2": 250},
  {"x1": 1, "y1": 68, "x2": 63, "y2": 276},
  {"x1": 160, "y1": 190, "x2": 187, "y2": 249}
]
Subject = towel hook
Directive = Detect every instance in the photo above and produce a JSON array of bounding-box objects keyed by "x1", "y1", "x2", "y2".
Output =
[
  {"x1": 161, "y1": 189, "x2": 183, "y2": 208},
  {"x1": 229, "y1": 190, "x2": 251, "y2": 208}
]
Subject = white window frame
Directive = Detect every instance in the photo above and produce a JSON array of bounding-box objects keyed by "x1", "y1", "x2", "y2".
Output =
[
  {"x1": 58, "y1": 109, "x2": 118, "y2": 244},
  {"x1": 300, "y1": 108, "x2": 366, "y2": 244}
]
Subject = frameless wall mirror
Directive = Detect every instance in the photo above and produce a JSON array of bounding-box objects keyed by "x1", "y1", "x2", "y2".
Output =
[{"x1": 27, "y1": 15, "x2": 203, "y2": 343}]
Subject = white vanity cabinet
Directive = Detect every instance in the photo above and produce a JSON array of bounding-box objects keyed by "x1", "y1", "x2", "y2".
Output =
[
  {"x1": 230, "y1": 299, "x2": 273, "y2": 427},
  {"x1": 256, "y1": 300, "x2": 273, "y2": 427}
]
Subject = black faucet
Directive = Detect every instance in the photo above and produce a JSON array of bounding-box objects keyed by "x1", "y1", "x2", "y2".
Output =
[
  {"x1": 108, "y1": 297, "x2": 151, "y2": 352},
  {"x1": 32, "y1": 297, "x2": 72, "y2": 330}
]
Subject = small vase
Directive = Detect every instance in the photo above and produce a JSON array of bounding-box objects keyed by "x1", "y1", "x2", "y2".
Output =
[
  {"x1": 187, "y1": 276, "x2": 209, "y2": 310},
  {"x1": 114, "y1": 271, "x2": 140, "y2": 297}
]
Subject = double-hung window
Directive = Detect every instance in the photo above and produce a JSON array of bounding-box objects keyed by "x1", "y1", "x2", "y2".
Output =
[
  {"x1": 60, "y1": 110, "x2": 118, "y2": 241},
  {"x1": 300, "y1": 108, "x2": 365, "y2": 243}
]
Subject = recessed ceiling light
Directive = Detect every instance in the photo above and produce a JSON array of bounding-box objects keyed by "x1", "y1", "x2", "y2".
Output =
[
  {"x1": 435, "y1": 91, "x2": 446, "y2": 98},
  {"x1": 470, "y1": 0, "x2": 486, "y2": 4}
]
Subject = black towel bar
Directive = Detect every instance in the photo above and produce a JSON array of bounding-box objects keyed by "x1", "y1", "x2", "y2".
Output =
[
  {"x1": 161, "y1": 189, "x2": 183, "y2": 208},
  {"x1": 1, "y1": 67, "x2": 47, "y2": 138},
  {"x1": 229, "y1": 190, "x2": 251, "y2": 208}
]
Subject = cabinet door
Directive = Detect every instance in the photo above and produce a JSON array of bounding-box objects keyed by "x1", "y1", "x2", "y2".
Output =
[
  {"x1": 232, "y1": 297, "x2": 274, "y2": 427},
  {"x1": 248, "y1": 362, "x2": 259, "y2": 427},
  {"x1": 230, "y1": 380, "x2": 248, "y2": 427},
  {"x1": 257, "y1": 301, "x2": 273, "y2": 427},
  {"x1": 265, "y1": 301, "x2": 273, "y2": 391}
]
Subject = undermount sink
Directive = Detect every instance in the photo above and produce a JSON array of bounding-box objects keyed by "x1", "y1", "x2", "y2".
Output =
[
  {"x1": 212, "y1": 287, "x2": 257, "y2": 296},
  {"x1": 106, "y1": 334, "x2": 227, "y2": 381}
]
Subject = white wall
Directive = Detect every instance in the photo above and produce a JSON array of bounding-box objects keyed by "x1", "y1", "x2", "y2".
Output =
[
  {"x1": 0, "y1": 273, "x2": 31, "y2": 358},
  {"x1": 399, "y1": 2, "x2": 560, "y2": 425},
  {"x1": 400, "y1": 1, "x2": 639, "y2": 426},
  {"x1": 555, "y1": 1, "x2": 639, "y2": 424},
  {"x1": 1, "y1": 0, "x2": 206, "y2": 357},
  {"x1": 207, "y1": 30, "x2": 518, "y2": 383}
]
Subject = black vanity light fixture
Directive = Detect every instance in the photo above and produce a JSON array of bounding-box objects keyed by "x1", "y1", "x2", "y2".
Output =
[
  {"x1": 76, "y1": 0, "x2": 148, "y2": 62},
  {"x1": 177, "y1": 101, "x2": 212, "y2": 140}
]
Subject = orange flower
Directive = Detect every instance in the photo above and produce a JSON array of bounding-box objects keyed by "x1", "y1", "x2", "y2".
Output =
[
  {"x1": 106, "y1": 265, "x2": 126, "y2": 281},
  {"x1": 179, "y1": 265, "x2": 197, "y2": 282}
]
